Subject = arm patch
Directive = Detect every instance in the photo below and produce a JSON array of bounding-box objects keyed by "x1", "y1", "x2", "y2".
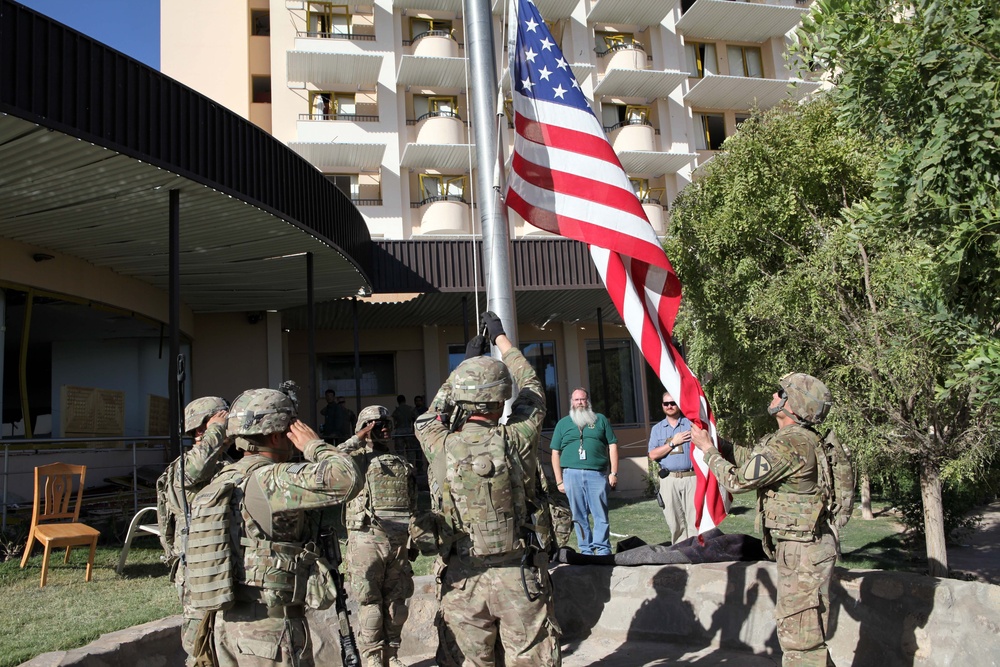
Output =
[{"x1": 741, "y1": 453, "x2": 772, "y2": 481}]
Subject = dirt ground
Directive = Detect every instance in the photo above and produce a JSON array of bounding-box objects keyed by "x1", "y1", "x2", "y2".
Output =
[{"x1": 946, "y1": 499, "x2": 1000, "y2": 585}]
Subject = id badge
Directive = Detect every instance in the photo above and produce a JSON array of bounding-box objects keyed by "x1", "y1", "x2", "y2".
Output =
[{"x1": 578, "y1": 446, "x2": 587, "y2": 461}]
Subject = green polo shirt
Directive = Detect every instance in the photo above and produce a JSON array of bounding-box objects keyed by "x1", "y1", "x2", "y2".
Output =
[{"x1": 550, "y1": 413, "x2": 617, "y2": 472}]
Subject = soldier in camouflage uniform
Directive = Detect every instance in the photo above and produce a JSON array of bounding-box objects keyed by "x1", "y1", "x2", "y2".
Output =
[
  {"x1": 415, "y1": 312, "x2": 560, "y2": 667},
  {"x1": 211, "y1": 388, "x2": 361, "y2": 667},
  {"x1": 156, "y1": 396, "x2": 230, "y2": 665},
  {"x1": 337, "y1": 405, "x2": 417, "y2": 667},
  {"x1": 691, "y1": 373, "x2": 837, "y2": 667}
]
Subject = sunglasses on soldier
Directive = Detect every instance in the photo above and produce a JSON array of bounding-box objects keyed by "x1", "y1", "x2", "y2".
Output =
[{"x1": 366, "y1": 419, "x2": 391, "y2": 430}]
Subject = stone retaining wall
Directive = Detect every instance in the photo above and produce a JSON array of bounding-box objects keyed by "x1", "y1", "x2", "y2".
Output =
[{"x1": 22, "y1": 563, "x2": 1000, "y2": 667}]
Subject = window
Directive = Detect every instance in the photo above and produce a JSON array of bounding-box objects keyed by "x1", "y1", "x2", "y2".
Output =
[
  {"x1": 629, "y1": 178, "x2": 664, "y2": 204},
  {"x1": 601, "y1": 104, "x2": 650, "y2": 131},
  {"x1": 521, "y1": 341, "x2": 559, "y2": 429},
  {"x1": 308, "y1": 2, "x2": 349, "y2": 36},
  {"x1": 411, "y1": 18, "x2": 452, "y2": 40},
  {"x1": 586, "y1": 339, "x2": 640, "y2": 425},
  {"x1": 735, "y1": 113, "x2": 751, "y2": 129},
  {"x1": 320, "y1": 353, "x2": 395, "y2": 397},
  {"x1": 414, "y1": 95, "x2": 458, "y2": 121},
  {"x1": 251, "y1": 76, "x2": 271, "y2": 103},
  {"x1": 251, "y1": 10, "x2": 270, "y2": 36},
  {"x1": 419, "y1": 174, "x2": 467, "y2": 203},
  {"x1": 447, "y1": 344, "x2": 466, "y2": 373},
  {"x1": 325, "y1": 174, "x2": 358, "y2": 200},
  {"x1": 694, "y1": 112, "x2": 726, "y2": 150},
  {"x1": 685, "y1": 42, "x2": 717, "y2": 78},
  {"x1": 727, "y1": 45, "x2": 763, "y2": 78},
  {"x1": 309, "y1": 92, "x2": 356, "y2": 119}
]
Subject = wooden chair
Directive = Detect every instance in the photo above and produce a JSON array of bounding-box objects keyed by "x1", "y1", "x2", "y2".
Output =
[{"x1": 19, "y1": 463, "x2": 101, "y2": 587}]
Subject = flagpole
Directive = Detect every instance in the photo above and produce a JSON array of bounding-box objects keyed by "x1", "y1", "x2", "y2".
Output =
[{"x1": 465, "y1": 0, "x2": 518, "y2": 346}]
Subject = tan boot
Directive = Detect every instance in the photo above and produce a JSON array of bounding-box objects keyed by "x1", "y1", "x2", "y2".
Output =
[
  {"x1": 386, "y1": 646, "x2": 406, "y2": 667},
  {"x1": 363, "y1": 650, "x2": 383, "y2": 667}
]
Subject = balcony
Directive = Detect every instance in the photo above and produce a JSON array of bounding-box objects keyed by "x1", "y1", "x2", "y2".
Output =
[
  {"x1": 287, "y1": 142, "x2": 387, "y2": 171},
  {"x1": 595, "y1": 69, "x2": 687, "y2": 99},
  {"x1": 413, "y1": 111, "x2": 466, "y2": 144},
  {"x1": 642, "y1": 201, "x2": 668, "y2": 235},
  {"x1": 392, "y1": 0, "x2": 462, "y2": 11},
  {"x1": 298, "y1": 113, "x2": 380, "y2": 122},
  {"x1": 287, "y1": 50, "x2": 385, "y2": 87},
  {"x1": 413, "y1": 196, "x2": 471, "y2": 234},
  {"x1": 587, "y1": 0, "x2": 673, "y2": 27},
  {"x1": 684, "y1": 74, "x2": 820, "y2": 110},
  {"x1": 397, "y1": 54, "x2": 467, "y2": 88},
  {"x1": 399, "y1": 142, "x2": 477, "y2": 171},
  {"x1": 606, "y1": 118, "x2": 656, "y2": 152},
  {"x1": 598, "y1": 42, "x2": 649, "y2": 72},
  {"x1": 677, "y1": 0, "x2": 810, "y2": 42},
  {"x1": 406, "y1": 30, "x2": 461, "y2": 58},
  {"x1": 295, "y1": 29, "x2": 376, "y2": 42}
]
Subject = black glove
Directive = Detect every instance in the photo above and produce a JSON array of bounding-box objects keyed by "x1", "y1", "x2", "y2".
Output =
[
  {"x1": 465, "y1": 335, "x2": 487, "y2": 359},
  {"x1": 481, "y1": 311, "x2": 505, "y2": 344}
]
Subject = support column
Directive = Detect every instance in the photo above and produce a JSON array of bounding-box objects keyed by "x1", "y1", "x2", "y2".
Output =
[
  {"x1": 422, "y1": 325, "x2": 441, "y2": 398},
  {"x1": 265, "y1": 311, "x2": 283, "y2": 389},
  {"x1": 561, "y1": 323, "x2": 582, "y2": 396},
  {"x1": 306, "y1": 252, "x2": 317, "y2": 427},
  {"x1": 168, "y1": 189, "x2": 181, "y2": 459}
]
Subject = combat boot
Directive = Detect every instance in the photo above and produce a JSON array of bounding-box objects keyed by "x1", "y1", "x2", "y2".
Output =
[
  {"x1": 386, "y1": 645, "x2": 406, "y2": 667},
  {"x1": 363, "y1": 649, "x2": 383, "y2": 667}
]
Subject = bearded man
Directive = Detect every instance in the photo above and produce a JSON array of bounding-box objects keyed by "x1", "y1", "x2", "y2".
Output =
[{"x1": 549, "y1": 388, "x2": 618, "y2": 555}]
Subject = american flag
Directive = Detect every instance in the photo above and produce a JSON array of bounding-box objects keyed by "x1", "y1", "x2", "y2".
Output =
[{"x1": 504, "y1": 0, "x2": 729, "y2": 531}]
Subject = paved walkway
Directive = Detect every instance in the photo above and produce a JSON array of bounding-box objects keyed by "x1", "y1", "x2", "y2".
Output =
[{"x1": 947, "y1": 499, "x2": 1000, "y2": 585}]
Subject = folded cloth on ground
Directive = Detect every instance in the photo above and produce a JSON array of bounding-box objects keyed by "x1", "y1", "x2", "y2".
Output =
[{"x1": 555, "y1": 529, "x2": 766, "y2": 567}]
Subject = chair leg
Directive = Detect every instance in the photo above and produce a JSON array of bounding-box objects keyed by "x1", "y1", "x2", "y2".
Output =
[
  {"x1": 117, "y1": 510, "x2": 146, "y2": 574},
  {"x1": 20, "y1": 531, "x2": 35, "y2": 569},
  {"x1": 85, "y1": 538, "x2": 97, "y2": 583},
  {"x1": 40, "y1": 542, "x2": 53, "y2": 588},
  {"x1": 64, "y1": 546, "x2": 72, "y2": 564}
]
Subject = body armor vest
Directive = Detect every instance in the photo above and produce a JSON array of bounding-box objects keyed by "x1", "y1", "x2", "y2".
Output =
[
  {"x1": 345, "y1": 450, "x2": 413, "y2": 529},
  {"x1": 441, "y1": 426, "x2": 527, "y2": 559},
  {"x1": 758, "y1": 425, "x2": 825, "y2": 544}
]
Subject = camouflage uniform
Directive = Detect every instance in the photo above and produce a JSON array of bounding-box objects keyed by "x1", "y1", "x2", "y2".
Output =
[
  {"x1": 212, "y1": 390, "x2": 362, "y2": 667},
  {"x1": 416, "y1": 346, "x2": 561, "y2": 667},
  {"x1": 337, "y1": 406, "x2": 417, "y2": 667},
  {"x1": 700, "y1": 375, "x2": 837, "y2": 667},
  {"x1": 157, "y1": 397, "x2": 230, "y2": 665}
]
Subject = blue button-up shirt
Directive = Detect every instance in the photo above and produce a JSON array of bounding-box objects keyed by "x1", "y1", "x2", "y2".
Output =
[{"x1": 648, "y1": 416, "x2": 693, "y2": 472}]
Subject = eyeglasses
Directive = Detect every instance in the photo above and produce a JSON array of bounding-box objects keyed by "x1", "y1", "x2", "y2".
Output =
[
  {"x1": 366, "y1": 420, "x2": 391, "y2": 429},
  {"x1": 662, "y1": 401, "x2": 677, "y2": 407}
]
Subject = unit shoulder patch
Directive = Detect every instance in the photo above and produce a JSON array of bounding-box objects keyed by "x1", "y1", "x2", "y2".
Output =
[{"x1": 742, "y1": 453, "x2": 772, "y2": 481}]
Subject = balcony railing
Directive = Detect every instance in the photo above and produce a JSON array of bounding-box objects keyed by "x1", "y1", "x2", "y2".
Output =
[
  {"x1": 299, "y1": 113, "x2": 380, "y2": 122},
  {"x1": 296, "y1": 30, "x2": 376, "y2": 41},
  {"x1": 352, "y1": 198, "x2": 382, "y2": 206},
  {"x1": 403, "y1": 30, "x2": 461, "y2": 47},
  {"x1": 411, "y1": 195, "x2": 467, "y2": 207},
  {"x1": 595, "y1": 41, "x2": 645, "y2": 58},
  {"x1": 603, "y1": 118, "x2": 659, "y2": 133}
]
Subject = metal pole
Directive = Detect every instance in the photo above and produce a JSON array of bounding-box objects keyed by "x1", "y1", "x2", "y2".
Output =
[
  {"x1": 168, "y1": 189, "x2": 181, "y2": 460},
  {"x1": 2, "y1": 444, "x2": 8, "y2": 532},
  {"x1": 132, "y1": 441, "x2": 138, "y2": 516},
  {"x1": 465, "y1": 0, "x2": 517, "y2": 347},
  {"x1": 353, "y1": 297, "x2": 361, "y2": 416},
  {"x1": 597, "y1": 307, "x2": 609, "y2": 416},
  {"x1": 307, "y1": 252, "x2": 317, "y2": 427}
]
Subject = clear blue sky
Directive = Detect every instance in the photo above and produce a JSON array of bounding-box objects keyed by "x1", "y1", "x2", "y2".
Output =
[{"x1": 16, "y1": 0, "x2": 160, "y2": 69}]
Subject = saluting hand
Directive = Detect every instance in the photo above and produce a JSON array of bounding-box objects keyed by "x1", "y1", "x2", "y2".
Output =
[{"x1": 288, "y1": 420, "x2": 322, "y2": 452}]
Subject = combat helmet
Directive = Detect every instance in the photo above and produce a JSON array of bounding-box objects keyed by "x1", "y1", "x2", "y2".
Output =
[
  {"x1": 769, "y1": 373, "x2": 833, "y2": 425},
  {"x1": 449, "y1": 356, "x2": 512, "y2": 412},
  {"x1": 356, "y1": 405, "x2": 390, "y2": 433},
  {"x1": 228, "y1": 388, "x2": 296, "y2": 451},
  {"x1": 183, "y1": 396, "x2": 228, "y2": 434}
]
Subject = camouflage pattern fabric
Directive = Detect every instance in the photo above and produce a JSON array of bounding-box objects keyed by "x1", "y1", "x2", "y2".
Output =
[
  {"x1": 702, "y1": 423, "x2": 837, "y2": 667},
  {"x1": 212, "y1": 438, "x2": 361, "y2": 667},
  {"x1": 417, "y1": 347, "x2": 560, "y2": 667},
  {"x1": 338, "y1": 442, "x2": 417, "y2": 662},
  {"x1": 154, "y1": 421, "x2": 230, "y2": 665}
]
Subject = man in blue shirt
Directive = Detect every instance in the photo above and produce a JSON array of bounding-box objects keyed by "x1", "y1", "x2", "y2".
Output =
[
  {"x1": 648, "y1": 391, "x2": 696, "y2": 543},
  {"x1": 550, "y1": 387, "x2": 618, "y2": 555}
]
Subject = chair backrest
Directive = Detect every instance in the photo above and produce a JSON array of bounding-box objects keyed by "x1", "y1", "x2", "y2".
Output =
[{"x1": 31, "y1": 463, "x2": 88, "y2": 526}]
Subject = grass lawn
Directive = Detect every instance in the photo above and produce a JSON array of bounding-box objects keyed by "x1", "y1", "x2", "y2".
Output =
[{"x1": 1, "y1": 494, "x2": 910, "y2": 665}]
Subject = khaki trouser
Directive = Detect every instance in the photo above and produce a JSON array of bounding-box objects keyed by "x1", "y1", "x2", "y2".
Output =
[
  {"x1": 774, "y1": 531, "x2": 838, "y2": 667},
  {"x1": 214, "y1": 601, "x2": 313, "y2": 667},
  {"x1": 346, "y1": 526, "x2": 415, "y2": 658},
  {"x1": 440, "y1": 556, "x2": 561, "y2": 667},
  {"x1": 658, "y1": 472, "x2": 697, "y2": 544}
]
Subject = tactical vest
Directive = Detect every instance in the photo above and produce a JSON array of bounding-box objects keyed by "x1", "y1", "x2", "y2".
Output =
[
  {"x1": 185, "y1": 458, "x2": 333, "y2": 611},
  {"x1": 757, "y1": 425, "x2": 825, "y2": 544},
  {"x1": 440, "y1": 425, "x2": 528, "y2": 559},
  {"x1": 155, "y1": 458, "x2": 185, "y2": 572},
  {"x1": 345, "y1": 451, "x2": 413, "y2": 530}
]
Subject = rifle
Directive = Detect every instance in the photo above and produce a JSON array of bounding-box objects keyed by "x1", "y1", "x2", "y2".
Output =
[{"x1": 318, "y1": 521, "x2": 361, "y2": 667}]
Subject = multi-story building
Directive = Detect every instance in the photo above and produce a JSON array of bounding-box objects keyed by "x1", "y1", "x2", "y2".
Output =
[{"x1": 161, "y1": 0, "x2": 817, "y2": 490}]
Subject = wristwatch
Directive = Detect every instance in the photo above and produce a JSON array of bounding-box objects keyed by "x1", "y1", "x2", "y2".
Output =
[{"x1": 609, "y1": 472, "x2": 618, "y2": 477}]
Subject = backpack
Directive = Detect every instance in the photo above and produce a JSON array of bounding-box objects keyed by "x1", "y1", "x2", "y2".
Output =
[
  {"x1": 817, "y1": 429, "x2": 855, "y2": 530},
  {"x1": 532, "y1": 467, "x2": 573, "y2": 555},
  {"x1": 155, "y1": 458, "x2": 186, "y2": 575}
]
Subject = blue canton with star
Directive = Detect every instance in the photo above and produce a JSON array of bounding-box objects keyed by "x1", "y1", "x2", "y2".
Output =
[{"x1": 511, "y1": 0, "x2": 591, "y2": 112}]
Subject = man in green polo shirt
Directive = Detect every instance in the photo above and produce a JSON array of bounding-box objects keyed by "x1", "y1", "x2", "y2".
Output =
[{"x1": 550, "y1": 387, "x2": 618, "y2": 555}]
